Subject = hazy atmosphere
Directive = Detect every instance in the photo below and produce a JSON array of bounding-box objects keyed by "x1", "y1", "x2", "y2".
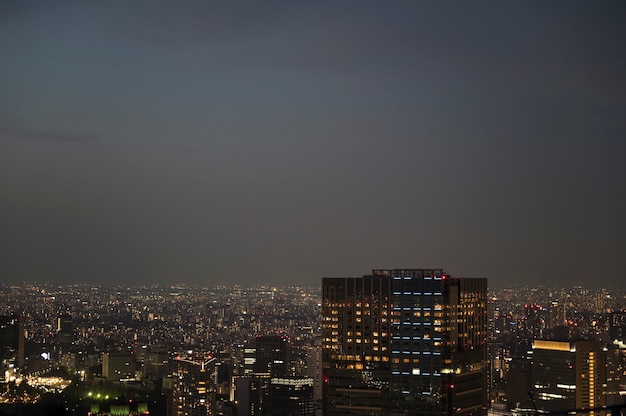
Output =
[{"x1": 1, "y1": 1, "x2": 625, "y2": 288}]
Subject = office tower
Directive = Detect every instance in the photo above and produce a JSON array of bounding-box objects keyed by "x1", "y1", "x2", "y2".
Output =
[
  {"x1": 524, "y1": 304, "x2": 545, "y2": 340},
  {"x1": 609, "y1": 312, "x2": 626, "y2": 343},
  {"x1": 235, "y1": 374, "x2": 269, "y2": 416},
  {"x1": 215, "y1": 355, "x2": 233, "y2": 397},
  {"x1": 268, "y1": 377, "x2": 315, "y2": 416},
  {"x1": 0, "y1": 315, "x2": 25, "y2": 373},
  {"x1": 102, "y1": 352, "x2": 136, "y2": 381},
  {"x1": 254, "y1": 334, "x2": 290, "y2": 377},
  {"x1": 531, "y1": 340, "x2": 607, "y2": 415},
  {"x1": 236, "y1": 342, "x2": 257, "y2": 375},
  {"x1": 143, "y1": 347, "x2": 169, "y2": 381},
  {"x1": 322, "y1": 268, "x2": 488, "y2": 416},
  {"x1": 548, "y1": 301, "x2": 566, "y2": 330},
  {"x1": 56, "y1": 313, "x2": 72, "y2": 333},
  {"x1": 505, "y1": 358, "x2": 533, "y2": 410},
  {"x1": 172, "y1": 356, "x2": 216, "y2": 416},
  {"x1": 305, "y1": 337, "x2": 323, "y2": 402},
  {"x1": 236, "y1": 334, "x2": 290, "y2": 377},
  {"x1": 55, "y1": 313, "x2": 74, "y2": 347},
  {"x1": 605, "y1": 340, "x2": 625, "y2": 407}
]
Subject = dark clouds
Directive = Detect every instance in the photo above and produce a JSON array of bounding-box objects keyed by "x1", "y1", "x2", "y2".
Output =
[{"x1": 1, "y1": 1, "x2": 625, "y2": 288}]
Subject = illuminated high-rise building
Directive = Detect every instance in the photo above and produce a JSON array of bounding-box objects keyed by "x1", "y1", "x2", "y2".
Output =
[
  {"x1": 236, "y1": 334, "x2": 291, "y2": 377},
  {"x1": 143, "y1": 347, "x2": 169, "y2": 381},
  {"x1": 531, "y1": 340, "x2": 607, "y2": 415},
  {"x1": 269, "y1": 377, "x2": 315, "y2": 416},
  {"x1": 234, "y1": 373, "x2": 269, "y2": 416},
  {"x1": 55, "y1": 313, "x2": 74, "y2": 347},
  {"x1": 523, "y1": 304, "x2": 545, "y2": 340},
  {"x1": 322, "y1": 269, "x2": 488, "y2": 416},
  {"x1": 254, "y1": 334, "x2": 290, "y2": 377},
  {"x1": 305, "y1": 337, "x2": 323, "y2": 402},
  {"x1": 172, "y1": 356, "x2": 216, "y2": 416},
  {"x1": 102, "y1": 352, "x2": 136, "y2": 381},
  {"x1": 608, "y1": 311, "x2": 626, "y2": 343},
  {"x1": 0, "y1": 315, "x2": 25, "y2": 374}
]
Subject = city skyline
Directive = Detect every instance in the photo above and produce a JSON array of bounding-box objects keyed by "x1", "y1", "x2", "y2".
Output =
[
  {"x1": 1, "y1": 2, "x2": 625, "y2": 288},
  {"x1": 1, "y1": 275, "x2": 624, "y2": 414}
]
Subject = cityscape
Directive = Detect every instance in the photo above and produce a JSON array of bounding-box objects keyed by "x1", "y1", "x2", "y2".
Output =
[
  {"x1": 1, "y1": 2, "x2": 625, "y2": 416},
  {"x1": 1, "y1": 273, "x2": 625, "y2": 415}
]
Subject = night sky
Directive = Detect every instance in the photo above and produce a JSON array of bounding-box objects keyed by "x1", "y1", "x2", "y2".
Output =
[{"x1": 1, "y1": 2, "x2": 625, "y2": 288}]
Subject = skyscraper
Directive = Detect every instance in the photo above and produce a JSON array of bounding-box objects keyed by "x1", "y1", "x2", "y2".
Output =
[
  {"x1": 531, "y1": 340, "x2": 607, "y2": 415},
  {"x1": 0, "y1": 315, "x2": 25, "y2": 375},
  {"x1": 254, "y1": 334, "x2": 290, "y2": 377},
  {"x1": 172, "y1": 356, "x2": 216, "y2": 416},
  {"x1": 305, "y1": 337, "x2": 323, "y2": 402},
  {"x1": 269, "y1": 377, "x2": 315, "y2": 416},
  {"x1": 55, "y1": 313, "x2": 74, "y2": 348},
  {"x1": 102, "y1": 352, "x2": 136, "y2": 381},
  {"x1": 322, "y1": 269, "x2": 488, "y2": 416}
]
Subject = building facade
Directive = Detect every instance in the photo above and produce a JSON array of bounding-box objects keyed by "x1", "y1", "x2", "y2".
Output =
[
  {"x1": 234, "y1": 373, "x2": 268, "y2": 416},
  {"x1": 305, "y1": 337, "x2": 323, "y2": 402},
  {"x1": 172, "y1": 356, "x2": 216, "y2": 416},
  {"x1": 0, "y1": 315, "x2": 25, "y2": 376},
  {"x1": 322, "y1": 269, "x2": 488, "y2": 416},
  {"x1": 102, "y1": 352, "x2": 136, "y2": 381},
  {"x1": 254, "y1": 334, "x2": 290, "y2": 377},
  {"x1": 269, "y1": 377, "x2": 315, "y2": 416},
  {"x1": 531, "y1": 340, "x2": 607, "y2": 416}
]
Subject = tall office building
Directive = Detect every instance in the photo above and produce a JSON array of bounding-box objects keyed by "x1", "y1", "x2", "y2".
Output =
[
  {"x1": 55, "y1": 313, "x2": 74, "y2": 347},
  {"x1": 0, "y1": 315, "x2": 25, "y2": 374},
  {"x1": 172, "y1": 356, "x2": 216, "y2": 416},
  {"x1": 305, "y1": 337, "x2": 323, "y2": 402},
  {"x1": 234, "y1": 373, "x2": 269, "y2": 416},
  {"x1": 269, "y1": 377, "x2": 315, "y2": 416},
  {"x1": 531, "y1": 340, "x2": 607, "y2": 416},
  {"x1": 608, "y1": 312, "x2": 626, "y2": 343},
  {"x1": 254, "y1": 334, "x2": 290, "y2": 377},
  {"x1": 322, "y1": 269, "x2": 488, "y2": 416},
  {"x1": 523, "y1": 304, "x2": 545, "y2": 340},
  {"x1": 236, "y1": 334, "x2": 291, "y2": 377},
  {"x1": 143, "y1": 347, "x2": 169, "y2": 381},
  {"x1": 102, "y1": 352, "x2": 136, "y2": 381}
]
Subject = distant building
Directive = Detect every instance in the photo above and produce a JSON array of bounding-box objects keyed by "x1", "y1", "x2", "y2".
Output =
[
  {"x1": 234, "y1": 373, "x2": 269, "y2": 416},
  {"x1": 609, "y1": 311, "x2": 626, "y2": 343},
  {"x1": 548, "y1": 301, "x2": 566, "y2": 330},
  {"x1": 605, "y1": 340, "x2": 626, "y2": 407},
  {"x1": 305, "y1": 338, "x2": 323, "y2": 402},
  {"x1": 505, "y1": 358, "x2": 533, "y2": 410},
  {"x1": 172, "y1": 356, "x2": 216, "y2": 416},
  {"x1": 55, "y1": 313, "x2": 74, "y2": 347},
  {"x1": 143, "y1": 347, "x2": 169, "y2": 381},
  {"x1": 322, "y1": 269, "x2": 489, "y2": 416},
  {"x1": 102, "y1": 352, "x2": 136, "y2": 381},
  {"x1": 0, "y1": 315, "x2": 25, "y2": 374},
  {"x1": 254, "y1": 334, "x2": 290, "y2": 377},
  {"x1": 236, "y1": 342, "x2": 257, "y2": 375},
  {"x1": 269, "y1": 377, "x2": 315, "y2": 416},
  {"x1": 531, "y1": 340, "x2": 607, "y2": 415},
  {"x1": 56, "y1": 313, "x2": 72, "y2": 333},
  {"x1": 523, "y1": 304, "x2": 545, "y2": 340}
]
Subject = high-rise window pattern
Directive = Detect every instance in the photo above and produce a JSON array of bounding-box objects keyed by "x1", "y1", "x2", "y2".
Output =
[{"x1": 322, "y1": 269, "x2": 488, "y2": 416}]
